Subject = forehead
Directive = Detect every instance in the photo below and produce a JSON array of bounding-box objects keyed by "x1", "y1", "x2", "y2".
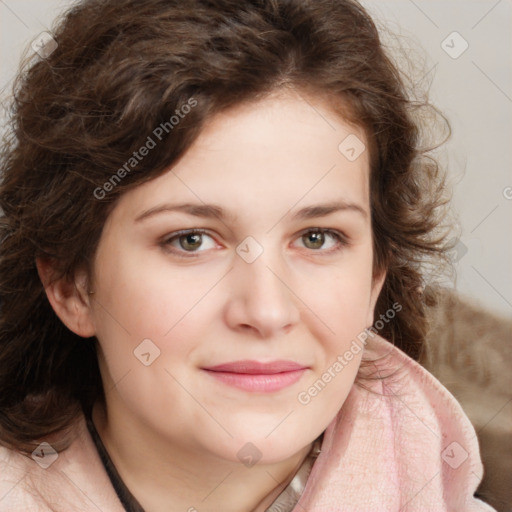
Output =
[{"x1": 114, "y1": 90, "x2": 370, "y2": 225}]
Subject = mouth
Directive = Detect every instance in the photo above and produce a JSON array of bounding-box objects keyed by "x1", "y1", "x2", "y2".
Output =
[{"x1": 201, "y1": 360, "x2": 309, "y2": 393}]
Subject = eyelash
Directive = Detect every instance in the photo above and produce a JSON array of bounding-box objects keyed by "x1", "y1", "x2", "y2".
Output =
[{"x1": 160, "y1": 228, "x2": 349, "y2": 259}]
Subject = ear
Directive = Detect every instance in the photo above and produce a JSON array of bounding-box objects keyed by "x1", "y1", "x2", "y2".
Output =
[
  {"x1": 366, "y1": 269, "x2": 387, "y2": 327},
  {"x1": 36, "y1": 258, "x2": 96, "y2": 338}
]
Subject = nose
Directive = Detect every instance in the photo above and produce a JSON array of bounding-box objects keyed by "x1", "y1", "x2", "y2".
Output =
[{"x1": 224, "y1": 248, "x2": 301, "y2": 339}]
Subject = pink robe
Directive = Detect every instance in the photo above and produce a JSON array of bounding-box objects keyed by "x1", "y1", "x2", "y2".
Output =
[{"x1": 0, "y1": 335, "x2": 496, "y2": 511}]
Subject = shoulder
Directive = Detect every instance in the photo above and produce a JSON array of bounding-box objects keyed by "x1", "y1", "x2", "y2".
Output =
[
  {"x1": 0, "y1": 414, "x2": 124, "y2": 512},
  {"x1": 299, "y1": 334, "x2": 497, "y2": 511},
  {"x1": 0, "y1": 441, "x2": 51, "y2": 511},
  {"x1": 366, "y1": 334, "x2": 498, "y2": 510}
]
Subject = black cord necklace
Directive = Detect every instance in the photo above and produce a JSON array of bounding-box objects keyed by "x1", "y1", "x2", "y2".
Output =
[
  {"x1": 85, "y1": 411, "x2": 145, "y2": 512},
  {"x1": 85, "y1": 409, "x2": 322, "y2": 512}
]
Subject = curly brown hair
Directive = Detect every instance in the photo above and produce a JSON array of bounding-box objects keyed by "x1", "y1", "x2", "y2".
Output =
[{"x1": 0, "y1": 0, "x2": 452, "y2": 453}]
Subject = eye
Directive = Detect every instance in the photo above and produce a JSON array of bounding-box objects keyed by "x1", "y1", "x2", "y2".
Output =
[
  {"x1": 293, "y1": 228, "x2": 348, "y2": 254},
  {"x1": 160, "y1": 227, "x2": 348, "y2": 259},
  {"x1": 161, "y1": 229, "x2": 217, "y2": 257}
]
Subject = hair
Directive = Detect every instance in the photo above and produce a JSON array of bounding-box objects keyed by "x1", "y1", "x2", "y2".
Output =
[{"x1": 0, "y1": 0, "x2": 453, "y2": 453}]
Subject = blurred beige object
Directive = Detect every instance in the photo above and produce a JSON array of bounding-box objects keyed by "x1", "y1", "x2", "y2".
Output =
[{"x1": 422, "y1": 287, "x2": 512, "y2": 512}]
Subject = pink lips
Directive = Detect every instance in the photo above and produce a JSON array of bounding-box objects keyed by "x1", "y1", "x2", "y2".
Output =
[{"x1": 202, "y1": 360, "x2": 308, "y2": 393}]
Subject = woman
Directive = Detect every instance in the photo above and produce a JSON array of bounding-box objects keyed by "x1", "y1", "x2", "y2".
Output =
[{"x1": 0, "y1": 0, "x2": 496, "y2": 510}]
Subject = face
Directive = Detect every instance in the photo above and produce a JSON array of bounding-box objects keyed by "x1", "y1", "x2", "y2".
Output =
[{"x1": 84, "y1": 89, "x2": 385, "y2": 464}]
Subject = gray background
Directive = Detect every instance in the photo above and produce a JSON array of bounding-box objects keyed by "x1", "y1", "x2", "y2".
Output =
[{"x1": 1, "y1": 0, "x2": 511, "y2": 318}]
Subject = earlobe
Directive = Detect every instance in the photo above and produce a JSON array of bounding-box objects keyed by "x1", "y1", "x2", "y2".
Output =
[{"x1": 36, "y1": 258, "x2": 96, "y2": 338}]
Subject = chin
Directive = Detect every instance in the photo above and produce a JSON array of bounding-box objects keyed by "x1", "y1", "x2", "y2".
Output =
[{"x1": 208, "y1": 422, "x2": 318, "y2": 466}]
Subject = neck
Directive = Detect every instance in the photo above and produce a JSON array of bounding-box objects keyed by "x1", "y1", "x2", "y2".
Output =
[{"x1": 92, "y1": 401, "x2": 313, "y2": 512}]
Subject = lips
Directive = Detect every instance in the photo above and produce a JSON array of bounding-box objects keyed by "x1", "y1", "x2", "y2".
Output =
[
  {"x1": 202, "y1": 360, "x2": 308, "y2": 393},
  {"x1": 205, "y1": 360, "x2": 306, "y2": 374}
]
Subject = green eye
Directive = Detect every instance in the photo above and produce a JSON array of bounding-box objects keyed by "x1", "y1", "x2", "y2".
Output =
[
  {"x1": 302, "y1": 231, "x2": 325, "y2": 249},
  {"x1": 296, "y1": 229, "x2": 347, "y2": 253},
  {"x1": 162, "y1": 229, "x2": 216, "y2": 256},
  {"x1": 178, "y1": 233, "x2": 204, "y2": 251},
  {"x1": 161, "y1": 227, "x2": 348, "y2": 259}
]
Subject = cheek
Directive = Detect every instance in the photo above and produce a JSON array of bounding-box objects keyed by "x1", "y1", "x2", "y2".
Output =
[
  {"x1": 90, "y1": 255, "x2": 207, "y2": 422},
  {"x1": 309, "y1": 258, "x2": 375, "y2": 338},
  {"x1": 90, "y1": 248, "x2": 221, "y2": 383},
  {"x1": 92, "y1": 245, "x2": 198, "y2": 338}
]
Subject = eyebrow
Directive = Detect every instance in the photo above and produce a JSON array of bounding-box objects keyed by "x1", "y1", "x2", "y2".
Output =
[{"x1": 135, "y1": 200, "x2": 368, "y2": 223}]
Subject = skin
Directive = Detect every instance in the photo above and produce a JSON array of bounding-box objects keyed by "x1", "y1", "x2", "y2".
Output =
[{"x1": 40, "y1": 88, "x2": 386, "y2": 512}]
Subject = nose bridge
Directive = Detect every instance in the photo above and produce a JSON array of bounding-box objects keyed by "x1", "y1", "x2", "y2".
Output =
[{"x1": 227, "y1": 237, "x2": 300, "y2": 337}]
